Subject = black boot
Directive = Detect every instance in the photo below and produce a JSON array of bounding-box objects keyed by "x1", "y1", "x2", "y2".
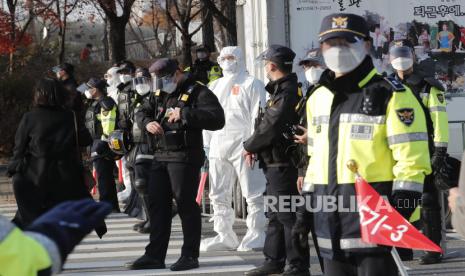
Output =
[
  {"x1": 170, "y1": 256, "x2": 199, "y2": 271},
  {"x1": 125, "y1": 254, "x2": 165, "y2": 270},
  {"x1": 244, "y1": 261, "x2": 284, "y2": 276},
  {"x1": 282, "y1": 264, "x2": 311, "y2": 276},
  {"x1": 133, "y1": 221, "x2": 145, "y2": 232},
  {"x1": 137, "y1": 220, "x2": 151, "y2": 234},
  {"x1": 419, "y1": 209, "x2": 443, "y2": 265}
]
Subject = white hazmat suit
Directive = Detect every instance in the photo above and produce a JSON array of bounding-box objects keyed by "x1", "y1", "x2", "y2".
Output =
[{"x1": 201, "y1": 46, "x2": 267, "y2": 252}]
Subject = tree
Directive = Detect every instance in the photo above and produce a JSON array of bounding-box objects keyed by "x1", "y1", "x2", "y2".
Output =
[
  {"x1": 95, "y1": 0, "x2": 136, "y2": 63},
  {"x1": 201, "y1": 0, "x2": 236, "y2": 45},
  {"x1": 165, "y1": 0, "x2": 208, "y2": 66},
  {"x1": 2, "y1": 0, "x2": 56, "y2": 74},
  {"x1": 54, "y1": 0, "x2": 80, "y2": 63},
  {"x1": 134, "y1": 0, "x2": 175, "y2": 57}
]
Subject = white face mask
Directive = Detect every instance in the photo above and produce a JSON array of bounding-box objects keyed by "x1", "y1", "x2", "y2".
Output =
[
  {"x1": 135, "y1": 84, "x2": 151, "y2": 96},
  {"x1": 323, "y1": 40, "x2": 367, "y2": 74},
  {"x1": 305, "y1": 67, "x2": 325, "y2": 85},
  {"x1": 391, "y1": 57, "x2": 414, "y2": 71},
  {"x1": 163, "y1": 81, "x2": 177, "y2": 94},
  {"x1": 219, "y1": 60, "x2": 238, "y2": 74},
  {"x1": 84, "y1": 90, "x2": 93, "y2": 99},
  {"x1": 119, "y1": 74, "x2": 132, "y2": 84}
]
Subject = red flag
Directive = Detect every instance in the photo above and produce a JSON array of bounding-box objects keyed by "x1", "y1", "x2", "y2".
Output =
[{"x1": 355, "y1": 175, "x2": 442, "y2": 253}]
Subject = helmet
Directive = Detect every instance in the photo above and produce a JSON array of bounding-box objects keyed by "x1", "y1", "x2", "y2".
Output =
[{"x1": 108, "y1": 130, "x2": 133, "y2": 156}]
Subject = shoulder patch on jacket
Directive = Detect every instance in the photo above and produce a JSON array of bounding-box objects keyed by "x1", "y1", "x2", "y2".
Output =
[
  {"x1": 396, "y1": 108, "x2": 415, "y2": 126},
  {"x1": 437, "y1": 93, "x2": 445, "y2": 104},
  {"x1": 424, "y1": 77, "x2": 445, "y2": 92},
  {"x1": 383, "y1": 76, "x2": 406, "y2": 92}
]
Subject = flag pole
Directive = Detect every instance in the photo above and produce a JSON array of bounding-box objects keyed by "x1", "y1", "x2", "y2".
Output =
[
  {"x1": 391, "y1": 247, "x2": 409, "y2": 276},
  {"x1": 347, "y1": 160, "x2": 409, "y2": 276}
]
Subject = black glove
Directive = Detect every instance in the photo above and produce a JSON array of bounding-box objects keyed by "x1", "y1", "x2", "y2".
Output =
[
  {"x1": 431, "y1": 147, "x2": 447, "y2": 172},
  {"x1": 27, "y1": 199, "x2": 112, "y2": 262},
  {"x1": 291, "y1": 195, "x2": 312, "y2": 250},
  {"x1": 390, "y1": 190, "x2": 421, "y2": 219}
]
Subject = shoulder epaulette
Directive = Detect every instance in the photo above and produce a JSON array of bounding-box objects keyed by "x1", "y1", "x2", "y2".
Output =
[
  {"x1": 424, "y1": 77, "x2": 445, "y2": 92},
  {"x1": 383, "y1": 76, "x2": 406, "y2": 92}
]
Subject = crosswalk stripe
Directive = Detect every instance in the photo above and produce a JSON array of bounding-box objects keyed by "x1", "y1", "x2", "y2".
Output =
[
  {"x1": 60, "y1": 264, "x2": 256, "y2": 275},
  {"x1": 63, "y1": 256, "x2": 244, "y2": 270}
]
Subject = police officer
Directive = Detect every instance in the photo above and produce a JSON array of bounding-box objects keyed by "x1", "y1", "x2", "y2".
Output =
[
  {"x1": 292, "y1": 48, "x2": 327, "y2": 273},
  {"x1": 52, "y1": 63, "x2": 84, "y2": 117},
  {"x1": 127, "y1": 58, "x2": 225, "y2": 271},
  {"x1": 185, "y1": 45, "x2": 222, "y2": 85},
  {"x1": 389, "y1": 39, "x2": 449, "y2": 264},
  {"x1": 128, "y1": 67, "x2": 155, "y2": 233},
  {"x1": 80, "y1": 78, "x2": 120, "y2": 212},
  {"x1": 243, "y1": 45, "x2": 309, "y2": 276},
  {"x1": 115, "y1": 60, "x2": 137, "y2": 202},
  {"x1": 300, "y1": 13, "x2": 432, "y2": 275}
]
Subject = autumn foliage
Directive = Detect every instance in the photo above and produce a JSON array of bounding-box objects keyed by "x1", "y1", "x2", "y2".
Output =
[{"x1": 0, "y1": 10, "x2": 33, "y2": 55}]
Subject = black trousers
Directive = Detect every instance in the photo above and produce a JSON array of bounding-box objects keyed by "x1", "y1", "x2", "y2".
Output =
[
  {"x1": 145, "y1": 161, "x2": 201, "y2": 261},
  {"x1": 93, "y1": 157, "x2": 119, "y2": 210},
  {"x1": 263, "y1": 166, "x2": 304, "y2": 267},
  {"x1": 323, "y1": 252, "x2": 397, "y2": 276}
]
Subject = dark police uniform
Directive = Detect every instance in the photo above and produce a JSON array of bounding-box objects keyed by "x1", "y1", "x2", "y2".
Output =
[
  {"x1": 135, "y1": 59, "x2": 224, "y2": 268},
  {"x1": 243, "y1": 45, "x2": 308, "y2": 273},
  {"x1": 303, "y1": 14, "x2": 432, "y2": 275},
  {"x1": 84, "y1": 79, "x2": 120, "y2": 211},
  {"x1": 184, "y1": 46, "x2": 222, "y2": 85}
]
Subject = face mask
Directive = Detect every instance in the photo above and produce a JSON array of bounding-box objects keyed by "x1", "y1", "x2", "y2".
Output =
[
  {"x1": 391, "y1": 57, "x2": 414, "y2": 71},
  {"x1": 135, "y1": 84, "x2": 151, "y2": 96},
  {"x1": 163, "y1": 81, "x2": 177, "y2": 94},
  {"x1": 219, "y1": 60, "x2": 238, "y2": 74},
  {"x1": 323, "y1": 40, "x2": 367, "y2": 74},
  {"x1": 119, "y1": 74, "x2": 132, "y2": 84},
  {"x1": 305, "y1": 67, "x2": 325, "y2": 85},
  {"x1": 197, "y1": 52, "x2": 208, "y2": 60},
  {"x1": 84, "y1": 90, "x2": 93, "y2": 99}
]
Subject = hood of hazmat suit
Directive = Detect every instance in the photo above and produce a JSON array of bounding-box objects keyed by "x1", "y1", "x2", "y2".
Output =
[
  {"x1": 105, "y1": 66, "x2": 121, "y2": 103},
  {"x1": 200, "y1": 46, "x2": 267, "y2": 252}
]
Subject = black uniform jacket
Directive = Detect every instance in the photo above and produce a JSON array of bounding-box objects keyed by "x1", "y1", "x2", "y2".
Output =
[
  {"x1": 136, "y1": 76, "x2": 225, "y2": 166},
  {"x1": 243, "y1": 73, "x2": 300, "y2": 167}
]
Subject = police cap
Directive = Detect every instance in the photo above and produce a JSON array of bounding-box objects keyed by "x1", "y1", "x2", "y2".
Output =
[
  {"x1": 135, "y1": 67, "x2": 151, "y2": 78},
  {"x1": 389, "y1": 39, "x2": 414, "y2": 50},
  {"x1": 196, "y1": 45, "x2": 211, "y2": 53},
  {"x1": 256, "y1": 44, "x2": 296, "y2": 67},
  {"x1": 149, "y1": 58, "x2": 179, "y2": 78},
  {"x1": 299, "y1": 48, "x2": 323, "y2": 66},
  {"x1": 117, "y1": 60, "x2": 136, "y2": 74},
  {"x1": 319, "y1": 13, "x2": 369, "y2": 43},
  {"x1": 87, "y1": 77, "x2": 108, "y2": 91}
]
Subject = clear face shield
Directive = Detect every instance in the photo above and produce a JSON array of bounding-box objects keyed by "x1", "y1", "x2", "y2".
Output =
[
  {"x1": 133, "y1": 76, "x2": 152, "y2": 96},
  {"x1": 152, "y1": 73, "x2": 177, "y2": 94},
  {"x1": 77, "y1": 82, "x2": 95, "y2": 99},
  {"x1": 389, "y1": 46, "x2": 414, "y2": 71}
]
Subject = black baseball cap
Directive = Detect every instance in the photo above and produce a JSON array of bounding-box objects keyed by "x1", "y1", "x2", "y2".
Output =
[
  {"x1": 319, "y1": 13, "x2": 369, "y2": 43},
  {"x1": 196, "y1": 45, "x2": 211, "y2": 53},
  {"x1": 149, "y1": 58, "x2": 179, "y2": 78},
  {"x1": 52, "y1": 63, "x2": 74, "y2": 75},
  {"x1": 256, "y1": 45, "x2": 296, "y2": 66}
]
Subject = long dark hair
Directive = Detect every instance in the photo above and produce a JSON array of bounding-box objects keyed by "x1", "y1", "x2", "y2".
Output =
[{"x1": 33, "y1": 78, "x2": 66, "y2": 107}]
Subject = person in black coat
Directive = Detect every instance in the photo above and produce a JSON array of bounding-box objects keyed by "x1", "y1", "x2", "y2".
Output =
[
  {"x1": 52, "y1": 63, "x2": 85, "y2": 119},
  {"x1": 8, "y1": 78, "x2": 96, "y2": 229}
]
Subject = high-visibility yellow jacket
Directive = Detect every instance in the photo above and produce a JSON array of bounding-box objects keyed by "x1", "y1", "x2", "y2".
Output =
[
  {"x1": 400, "y1": 74, "x2": 449, "y2": 148},
  {"x1": 0, "y1": 216, "x2": 61, "y2": 276},
  {"x1": 303, "y1": 58, "x2": 432, "y2": 258}
]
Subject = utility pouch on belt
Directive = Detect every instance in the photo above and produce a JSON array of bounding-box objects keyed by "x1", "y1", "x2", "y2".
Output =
[{"x1": 158, "y1": 130, "x2": 189, "y2": 151}]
